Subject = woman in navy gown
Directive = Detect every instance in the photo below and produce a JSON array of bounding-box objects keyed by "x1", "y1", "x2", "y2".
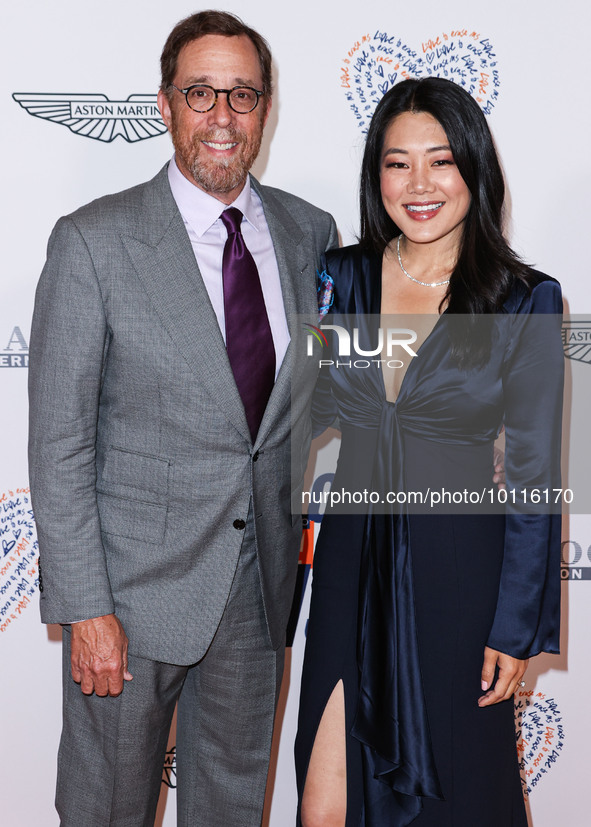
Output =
[{"x1": 295, "y1": 78, "x2": 563, "y2": 826}]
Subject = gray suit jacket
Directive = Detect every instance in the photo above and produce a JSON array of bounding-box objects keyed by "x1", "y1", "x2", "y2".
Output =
[{"x1": 28, "y1": 164, "x2": 338, "y2": 664}]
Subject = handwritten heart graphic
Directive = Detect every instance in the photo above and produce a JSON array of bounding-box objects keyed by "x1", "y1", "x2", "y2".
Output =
[
  {"x1": 0, "y1": 486, "x2": 38, "y2": 635},
  {"x1": 514, "y1": 689, "x2": 564, "y2": 796},
  {"x1": 341, "y1": 29, "x2": 500, "y2": 133}
]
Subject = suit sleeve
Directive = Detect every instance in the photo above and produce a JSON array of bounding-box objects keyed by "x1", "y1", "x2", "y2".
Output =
[
  {"x1": 486, "y1": 279, "x2": 564, "y2": 658},
  {"x1": 29, "y1": 216, "x2": 115, "y2": 624},
  {"x1": 325, "y1": 216, "x2": 339, "y2": 255}
]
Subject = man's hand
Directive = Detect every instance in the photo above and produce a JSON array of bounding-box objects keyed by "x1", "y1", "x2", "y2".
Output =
[
  {"x1": 478, "y1": 646, "x2": 527, "y2": 707},
  {"x1": 70, "y1": 613, "x2": 133, "y2": 697}
]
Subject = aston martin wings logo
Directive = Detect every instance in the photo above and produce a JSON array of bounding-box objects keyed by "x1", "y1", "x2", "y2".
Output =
[
  {"x1": 562, "y1": 320, "x2": 591, "y2": 364},
  {"x1": 12, "y1": 93, "x2": 167, "y2": 143}
]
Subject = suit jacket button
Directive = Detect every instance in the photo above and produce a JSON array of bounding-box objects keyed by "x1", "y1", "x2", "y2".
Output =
[
  {"x1": 252, "y1": 451, "x2": 260, "y2": 462},
  {"x1": 233, "y1": 519, "x2": 246, "y2": 530}
]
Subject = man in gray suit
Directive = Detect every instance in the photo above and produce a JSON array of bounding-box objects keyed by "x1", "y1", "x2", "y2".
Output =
[{"x1": 29, "y1": 10, "x2": 337, "y2": 826}]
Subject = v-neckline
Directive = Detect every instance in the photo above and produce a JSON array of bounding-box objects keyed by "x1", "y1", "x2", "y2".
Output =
[{"x1": 367, "y1": 250, "x2": 447, "y2": 405}]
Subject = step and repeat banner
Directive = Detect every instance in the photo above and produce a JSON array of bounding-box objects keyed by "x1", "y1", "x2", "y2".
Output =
[{"x1": 1, "y1": 1, "x2": 588, "y2": 825}]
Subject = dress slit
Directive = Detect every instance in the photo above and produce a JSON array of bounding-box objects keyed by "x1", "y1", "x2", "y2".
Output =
[{"x1": 295, "y1": 513, "x2": 368, "y2": 827}]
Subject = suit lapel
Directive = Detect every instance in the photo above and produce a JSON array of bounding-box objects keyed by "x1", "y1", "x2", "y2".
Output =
[
  {"x1": 251, "y1": 179, "x2": 317, "y2": 448},
  {"x1": 122, "y1": 167, "x2": 251, "y2": 442},
  {"x1": 121, "y1": 168, "x2": 317, "y2": 448}
]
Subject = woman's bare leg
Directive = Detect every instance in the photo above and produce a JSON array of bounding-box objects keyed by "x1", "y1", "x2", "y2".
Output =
[{"x1": 300, "y1": 679, "x2": 347, "y2": 827}]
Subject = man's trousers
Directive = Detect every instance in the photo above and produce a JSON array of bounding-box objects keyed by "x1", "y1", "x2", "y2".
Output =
[{"x1": 56, "y1": 518, "x2": 284, "y2": 827}]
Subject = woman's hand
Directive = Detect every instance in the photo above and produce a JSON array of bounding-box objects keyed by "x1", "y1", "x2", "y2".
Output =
[
  {"x1": 492, "y1": 444, "x2": 506, "y2": 489},
  {"x1": 478, "y1": 646, "x2": 528, "y2": 707}
]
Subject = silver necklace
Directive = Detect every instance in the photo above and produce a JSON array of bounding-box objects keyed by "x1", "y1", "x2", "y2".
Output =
[{"x1": 396, "y1": 235, "x2": 450, "y2": 287}]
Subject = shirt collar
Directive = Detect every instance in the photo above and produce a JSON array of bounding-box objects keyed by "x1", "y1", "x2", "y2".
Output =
[{"x1": 167, "y1": 155, "x2": 261, "y2": 238}]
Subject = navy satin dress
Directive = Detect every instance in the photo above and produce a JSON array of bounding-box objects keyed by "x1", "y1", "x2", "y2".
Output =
[{"x1": 295, "y1": 245, "x2": 563, "y2": 826}]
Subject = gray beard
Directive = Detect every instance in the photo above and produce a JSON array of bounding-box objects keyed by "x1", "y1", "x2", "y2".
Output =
[
  {"x1": 189, "y1": 153, "x2": 251, "y2": 194},
  {"x1": 171, "y1": 118, "x2": 264, "y2": 197}
]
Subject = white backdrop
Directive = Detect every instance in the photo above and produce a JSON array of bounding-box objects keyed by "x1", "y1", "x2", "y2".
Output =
[{"x1": 1, "y1": 1, "x2": 589, "y2": 825}]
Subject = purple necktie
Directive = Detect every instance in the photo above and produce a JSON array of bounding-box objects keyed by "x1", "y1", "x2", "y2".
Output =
[{"x1": 221, "y1": 207, "x2": 275, "y2": 441}]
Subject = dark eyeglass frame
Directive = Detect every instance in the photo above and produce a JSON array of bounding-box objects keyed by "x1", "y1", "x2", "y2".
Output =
[{"x1": 170, "y1": 84, "x2": 264, "y2": 113}]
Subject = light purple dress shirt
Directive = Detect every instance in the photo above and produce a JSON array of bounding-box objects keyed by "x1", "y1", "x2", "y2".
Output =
[{"x1": 167, "y1": 156, "x2": 290, "y2": 378}]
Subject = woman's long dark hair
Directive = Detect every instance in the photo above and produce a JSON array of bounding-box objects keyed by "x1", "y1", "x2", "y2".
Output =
[{"x1": 360, "y1": 77, "x2": 532, "y2": 363}]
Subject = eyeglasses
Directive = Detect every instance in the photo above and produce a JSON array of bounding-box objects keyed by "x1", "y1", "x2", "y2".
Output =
[{"x1": 170, "y1": 84, "x2": 264, "y2": 114}]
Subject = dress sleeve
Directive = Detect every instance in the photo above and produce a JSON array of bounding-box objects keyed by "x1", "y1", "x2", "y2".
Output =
[
  {"x1": 311, "y1": 363, "x2": 339, "y2": 437},
  {"x1": 486, "y1": 278, "x2": 564, "y2": 658}
]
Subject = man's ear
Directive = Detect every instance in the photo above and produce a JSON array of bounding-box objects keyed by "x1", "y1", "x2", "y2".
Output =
[
  {"x1": 157, "y1": 89, "x2": 173, "y2": 133},
  {"x1": 261, "y1": 96, "x2": 272, "y2": 129}
]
